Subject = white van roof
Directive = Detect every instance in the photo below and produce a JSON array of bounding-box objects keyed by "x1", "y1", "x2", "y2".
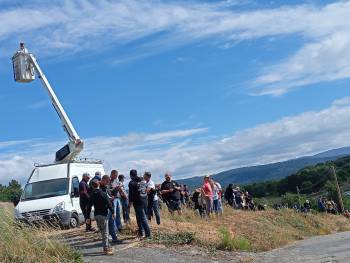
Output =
[
  {"x1": 28, "y1": 160, "x2": 105, "y2": 183},
  {"x1": 29, "y1": 163, "x2": 68, "y2": 183}
]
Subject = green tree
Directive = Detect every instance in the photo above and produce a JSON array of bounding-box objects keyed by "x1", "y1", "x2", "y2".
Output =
[{"x1": 0, "y1": 180, "x2": 22, "y2": 202}]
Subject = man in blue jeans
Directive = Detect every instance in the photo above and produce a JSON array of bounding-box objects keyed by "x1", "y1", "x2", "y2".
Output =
[
  {"x1": 118, "y1": 174, "x2": 130, "y2": 224},
  {"x1": 128, "y1": 169, "x2": 151, "y2": 239},
  {"x1": 144, "y1": 172, "x2": 161, "y2": 225},
  {"x1": 110, "y1": 170, "x2": 122, "y2": 231}
]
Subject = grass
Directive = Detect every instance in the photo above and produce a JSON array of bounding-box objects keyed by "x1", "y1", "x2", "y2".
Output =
[
  {"x1": 3, "y1": 200, "x2": 350, "y2": 260},
  {"x1": 151, "y1": 231, "x2": 196, "y2": 245},
  {"x1": 0, "y1": 202, "x2": 83, "y2": 263},
  {"x1": 146, "y1": 205, "x2": 350, "y2": 252},
  {"x1": 217, "y1": 227, "x2": 251, "y2": 251}
]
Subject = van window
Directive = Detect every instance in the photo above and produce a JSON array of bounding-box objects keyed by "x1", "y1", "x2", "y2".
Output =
[
  {"x1": 22, "y1": 178, "x2": 69, "y2": 201},
  {"x1": 71, "y1": 177, "x2": 80, "y2": 197}
]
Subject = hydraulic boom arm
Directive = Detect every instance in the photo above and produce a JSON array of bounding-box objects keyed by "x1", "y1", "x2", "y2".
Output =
[{"x1": 12, "y1": 43, "x2": 83, "y2": 163}]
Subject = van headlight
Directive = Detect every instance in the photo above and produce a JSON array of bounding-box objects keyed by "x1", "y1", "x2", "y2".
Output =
[{"x1": 53, "y1": 202, "x2": 65, "y2": 213}]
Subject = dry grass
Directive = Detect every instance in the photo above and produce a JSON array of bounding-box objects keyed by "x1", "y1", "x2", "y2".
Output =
[
  {"x1": 0, "y1": 202, "x2": 83, "y2": 263},
  {"x1": 147, "y1": 206, "x2": 350, "y2": 252},
  {"x1": 3, "y1": 201, "x2": 350, "y2": 261}
]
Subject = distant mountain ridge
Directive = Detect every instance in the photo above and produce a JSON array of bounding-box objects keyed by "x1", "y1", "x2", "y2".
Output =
[{"x1": 177, "y1": 146, "x2": 350, "y2": 190}]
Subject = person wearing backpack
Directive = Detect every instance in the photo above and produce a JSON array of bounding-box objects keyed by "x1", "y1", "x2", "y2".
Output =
[{"x1": 128, "y1": 169, "x2": 151, "y2": 239}]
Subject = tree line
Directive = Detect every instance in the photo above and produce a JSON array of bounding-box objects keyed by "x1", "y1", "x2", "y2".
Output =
[
  {"x1": 243, "y1": 156, "x2": 350, "y2": 199},
  {"x1": 0, "y1": 180, "x2": 22, "y2": 202}
]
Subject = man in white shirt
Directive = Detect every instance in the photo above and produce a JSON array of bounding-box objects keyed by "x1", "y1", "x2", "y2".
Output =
[{"x1": 143, "y1": 172, "x2": 161, "y2": 225}]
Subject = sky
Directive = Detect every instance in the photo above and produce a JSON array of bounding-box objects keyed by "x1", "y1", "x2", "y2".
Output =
[{"x1": 1, "y1": 0, "x2": 350, "y2": 185}]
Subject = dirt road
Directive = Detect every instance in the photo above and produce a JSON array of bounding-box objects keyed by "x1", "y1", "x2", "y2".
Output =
[
  {"x1": 61, "y1": 228, "x2": 252, "y2": 263},
  {"x1": 62, "y1": 229, "x2": 350, "y2": 263}
]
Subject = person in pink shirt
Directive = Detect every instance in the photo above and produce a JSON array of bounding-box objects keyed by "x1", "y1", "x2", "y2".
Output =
[{"x1": 201, "y1": 175, "x2": 213, "y2": 216}]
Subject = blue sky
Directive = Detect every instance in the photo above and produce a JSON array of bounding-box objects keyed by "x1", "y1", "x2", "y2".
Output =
[{"x1": 1, "y1": 0, "x2": 350, "y2": 184}]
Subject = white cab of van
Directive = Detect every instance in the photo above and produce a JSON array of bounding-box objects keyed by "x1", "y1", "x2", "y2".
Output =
[{"x1": 14, "y1": 160, "x2": 105, "y2": 228}]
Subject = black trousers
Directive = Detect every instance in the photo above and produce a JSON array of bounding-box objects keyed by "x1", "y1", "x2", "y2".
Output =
[{"x1": 80, "y1": 199, "x2": 91, "y2": 220}]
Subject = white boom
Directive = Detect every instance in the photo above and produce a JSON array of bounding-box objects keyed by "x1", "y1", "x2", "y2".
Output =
[{"x1": 12, "y1": 43, "x2": 83, "y2": 163}]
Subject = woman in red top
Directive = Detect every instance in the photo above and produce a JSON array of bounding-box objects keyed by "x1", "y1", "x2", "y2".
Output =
[{"x1": 201, "y1": 175, "x2": 213, "y2": 216}]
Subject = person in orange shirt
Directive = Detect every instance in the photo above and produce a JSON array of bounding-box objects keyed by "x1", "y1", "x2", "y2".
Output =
[{"x1": 201, "y1": 175, "x2": 213, "y2": 216}]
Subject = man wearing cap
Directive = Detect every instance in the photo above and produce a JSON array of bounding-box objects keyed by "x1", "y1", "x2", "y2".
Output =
[
  {"x1": 89, "y1": 171, "x2": 102, "y2": 189},
  {"x1": 93, "y1": 171, "x2": 102, "y2": 181},
  {"x1": 79, "y1": 173, "x2": 94, "y2": 232}
]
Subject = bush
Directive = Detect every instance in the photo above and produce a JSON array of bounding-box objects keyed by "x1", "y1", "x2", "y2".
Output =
[
  {"x1": 217, "y1": 227, "x2": 252, "y2": 251},
  {"x1": 282, "y1": 193, "x2": 303, "y2": 207}
]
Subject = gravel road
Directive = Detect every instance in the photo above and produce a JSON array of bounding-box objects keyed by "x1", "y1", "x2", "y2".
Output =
[
  {"x1": 62, "y1": 229, "x2": 350, "y2": 263},
  {"x1": 254, "y1": 231, "x2": 350, "y2": 263},
  {"x1": 61, "y1": 229, "x2": 252, "y2": 263}
]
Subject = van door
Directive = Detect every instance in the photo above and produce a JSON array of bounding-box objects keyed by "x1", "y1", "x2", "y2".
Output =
[{"x1": 71, "y1": 176, "x2": 82, "y2": 215}]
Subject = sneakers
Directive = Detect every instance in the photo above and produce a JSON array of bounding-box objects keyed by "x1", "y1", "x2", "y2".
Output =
[
  {"x1": 103, "y1": 247, "x2": 114, "y2": 255},
  {"x1": 138, "y1": 235, "x2": 151, "y2": 241}
]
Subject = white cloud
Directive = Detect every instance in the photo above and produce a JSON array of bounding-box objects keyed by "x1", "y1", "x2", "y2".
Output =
[
  {"x1": 0, "y1": 156, "x2": 34, "y2": 185},
  {"x1": 2, "y1": 98, "x2": 350, "y2": 185},
  {"x1": 254, "y1": 30, "x2": 350, "y2": 96},
  {"x1": 332, "y1": 97, "x2": 350, "y2": 106},
  {"x1": 1, "y1": 1, "x2": 350, "y2": 93}
]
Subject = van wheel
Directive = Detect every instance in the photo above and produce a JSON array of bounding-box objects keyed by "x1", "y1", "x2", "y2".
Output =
[{"x1": 69, "y1": 213, "x2": 79, "y2": 229}]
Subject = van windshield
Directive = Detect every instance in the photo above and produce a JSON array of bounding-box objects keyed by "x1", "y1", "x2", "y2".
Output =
[{"x1": 22, "y1": 178, "x2": 69, "y2": 201}]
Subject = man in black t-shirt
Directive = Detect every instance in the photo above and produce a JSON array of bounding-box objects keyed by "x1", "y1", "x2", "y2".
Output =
[
  {"x1": 128, "y1": 169, "x2": 151, "y2": 238},
  {"x1": 160, "y1": 173, "x2": 182, "y2": 214}
]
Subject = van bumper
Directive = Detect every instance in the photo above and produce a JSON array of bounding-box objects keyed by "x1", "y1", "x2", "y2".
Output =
[{"x1": 15, "y1": 211, "x2": 73, "y2": 227}]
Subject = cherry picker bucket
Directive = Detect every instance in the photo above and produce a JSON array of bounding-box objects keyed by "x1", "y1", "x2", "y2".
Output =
[{"x1": 12, "y1": 43, "x2": 35, "y2": 83}]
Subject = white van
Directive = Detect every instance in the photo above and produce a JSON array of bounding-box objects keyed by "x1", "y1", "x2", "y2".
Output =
[{"x1": 14, "y1": 160, "x2": 105, "y2": 229}]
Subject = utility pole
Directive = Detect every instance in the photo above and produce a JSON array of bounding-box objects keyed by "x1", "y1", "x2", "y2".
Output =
[
  {"x1": 330, "y1": 166, "x2": 344, "y2": 214},
  {"x1": 296, "y1": 186, "x2": 301, "y2": 208}
]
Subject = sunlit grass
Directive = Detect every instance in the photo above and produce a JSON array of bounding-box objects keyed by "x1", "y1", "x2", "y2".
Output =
[
  {"x1": 147, "y1": 205, "x2": 350, "y2": 251},
  {"x1": 0, "y1": 203, "x2": 83, "y2": 263}
]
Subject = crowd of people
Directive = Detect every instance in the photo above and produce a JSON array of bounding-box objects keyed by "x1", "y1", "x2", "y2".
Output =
[
  {"x1": 223, "y1": 184, "x2": 255, "y2": 210},
  {"x1": 317, "y1": 197, "x2": 340, "y2": 214},
  {"x1": 78, "y1": 170, "x2": 202, "y2": 255},
  {"x1": 189, "y1": 175, "x2": 224, "y2": 217},
  {"x1": 79, "y1": 169, "x2": 350, "y2": 256}
]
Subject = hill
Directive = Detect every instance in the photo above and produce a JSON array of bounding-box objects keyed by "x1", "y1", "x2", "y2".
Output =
[
  {"x1": 177, "y1": 146, "x2": 350, "y2": 189},
  {"x1": 243, "y1": 155, "x2": 350, "y2": 199}
]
